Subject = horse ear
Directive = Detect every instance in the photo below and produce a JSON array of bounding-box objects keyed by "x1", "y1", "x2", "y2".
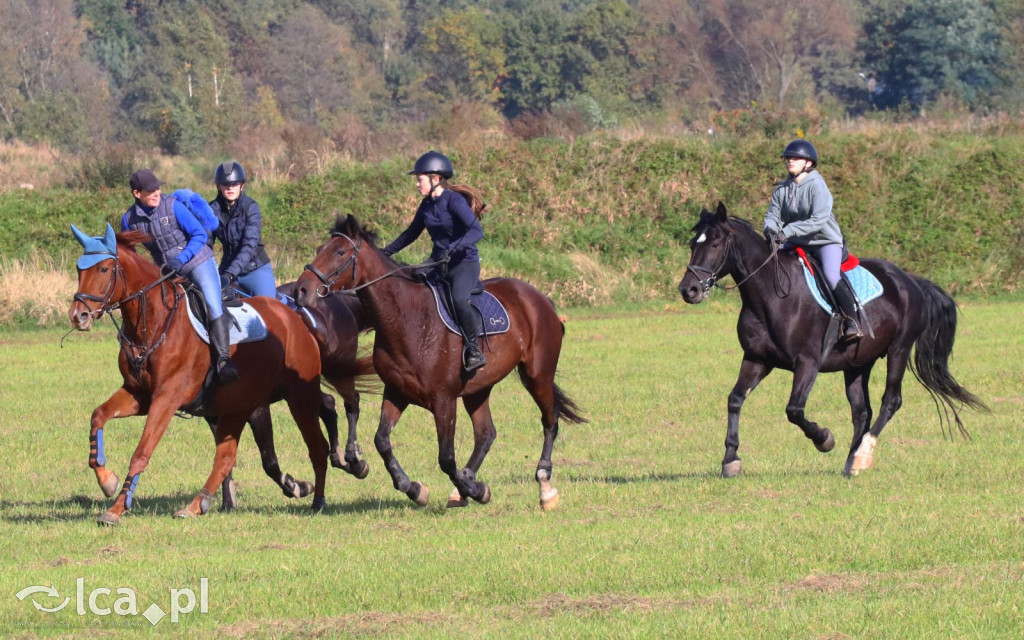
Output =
[
  {"x1": 715, "y1": 201, "x2": 728, "y2": 221},
  {"x1": 103, "y1": 223, "x2": 117, "y2": 254},
  {"x1": 71, "y1": 224, "x2": 91, "y2": 248},
  {"x1": 344, "y1": 214, "x2": 359, "y2": 234}
]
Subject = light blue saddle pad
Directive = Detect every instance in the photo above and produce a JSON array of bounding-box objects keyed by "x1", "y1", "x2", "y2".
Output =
[
  {"x1": 185, "y1": 297, "x2": 269, "y2": 345},
  {"x1": 427, "y1": 280, "x2": 510, "y2": 336},
  {"x1": 802, "y1": 262, "x2": 884, "y2": 314}
]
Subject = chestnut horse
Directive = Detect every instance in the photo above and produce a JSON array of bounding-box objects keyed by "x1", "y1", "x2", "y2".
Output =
[
  {"x1": 69, "y1": 225, "x2": 329, "y2": 525},
  {"x1": 678, "y1": 203, "x2": 986, "y2": 477},
  {"x1": 214, "y1": 284, "x2": 375, "y2": 511},
  {"x1": 294, "y1": 215, "x2": 586, "y2": 510}
]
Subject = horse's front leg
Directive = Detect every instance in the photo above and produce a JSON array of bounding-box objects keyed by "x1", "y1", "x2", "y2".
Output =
[
  {"x1": 446, "y1": 390, "x2": 496, "y2": 508},
  {"x1": 330, "y1": 380, "x2": 369, "y2": 479},
  {"x1": 98, "y1": 396, "x2": 176, "y2": 526},
  {"x1": 176, "y1": 415, "x2": 247, "y2": 518},
  {"x1": 723, "y1": 358, "x2": 773, "y2": 477},
  {"x1": 246, "y1": 405, "x2": 313, "y2": 500},
  {"x1": 205, "y1": 417, "x2": 237, "y2": 511},
  {"x1": 89, "y1": 387, "x2": 144, "y2": 498},
  {"x1": 434, "y1": 398, "x2": 486, "y2": 505},
  {"x1": 786, "y1": 358, "x2": 836, "y2": 456},
  {"x1": 373, "y1": 391, "x2": 427, "y2": 505}
]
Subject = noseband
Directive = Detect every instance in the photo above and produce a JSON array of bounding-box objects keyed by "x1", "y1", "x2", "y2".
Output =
[{"x1": 304, "y1": 232, "x2": 360, "y2": 297}]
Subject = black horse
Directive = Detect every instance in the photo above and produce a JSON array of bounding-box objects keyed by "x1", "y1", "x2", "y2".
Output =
[{"x1": 678, "y1": 203, "x2": 986, "y2": 477}]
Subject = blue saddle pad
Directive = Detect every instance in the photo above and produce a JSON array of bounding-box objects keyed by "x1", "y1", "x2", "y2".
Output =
[
  {"x1": 802, "y1": 263, "x2": 884, "y2": 314},
  {"x1": 427, "y1": 280, "x2": 510, "y2": 336},
  {"x1": 186, "y1": 296, "x2": 269, "y2": 345}
]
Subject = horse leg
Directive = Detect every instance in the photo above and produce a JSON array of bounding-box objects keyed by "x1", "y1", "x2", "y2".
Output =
[
  {"x1": 248, "y1": 404, "x2": 313, "y2": 500},
  {"x1": 89, "y1": 387, "x2": 143, "y2": 498},
  {"x1": 850, "y1": 347, "x2": 910, "y2": 475},
  {"x1": 373, "y1": 391, "x2": 428, "y2": 505},
  {"x1": 206, "y1": 417, "x2": 237, "y2": 511},
  {"x1": 447, "y1": 390, "x2": 496, "y2": 507},
  {"x1": 842, "y1": 365, "x2": 875, "y2": 477},
  {"x1": 98, "y1": 397, "x2": 177, "y2": 526},
  {"x1": 176, "y1": 415, "x2": 247, "y2": 518},
  {"x1": 329, "y1": 377, "x2": 369, "y2": 479},
  {"x1": 320, "y1": 392, "x2": 342, "y2": 468},
  {"x1": 516, "y1": 363, "x2": 563, "y2": 510},
  {"x1": 286, "y1": 386, "x2": 330, "y2": 511},
  {"x1": 433, "y1": 398, "x2": 486, "y2": 505},
  {"x1": 723, "y1": 358, "x2": 773, "y2": 477},
  {"x1": 785, "y1": 360, "x2": 837, "y2": 456}
]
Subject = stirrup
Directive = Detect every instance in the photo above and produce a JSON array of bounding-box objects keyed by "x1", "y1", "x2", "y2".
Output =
[
  {"x1": 462, "y1": 346, "x2": 487, "y2": 372},
  {"x1": 841, "y1": 319, "x2": 863, "y2": 342},
  {"x1": 217, "y1": 358, "x2": 240, "y2": 383}
]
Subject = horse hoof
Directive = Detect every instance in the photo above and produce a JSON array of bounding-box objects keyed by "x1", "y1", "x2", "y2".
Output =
[
  {"x1": 721, "y1": 461, "x2": 742, "y2": 478},
  {"x1": 473, "y1": 483, "x2": 491, "y2": 505},
  {"x1": 816, "y1": 430, "x2": 836, "y2": 453},
  {"x1": 97, "y1": 511, "x2": 121, "y2": 527},
  {"x1": 174, "y1": 507, "x2": 197, "y2": 519},
  {"x1": 295, "y1": 480, "x2": 313, "y2": 498},
  {"x1": 353, "y1": 460, "x2": 370, "y2": 480},
  {"x1": 540, "y1": 488, "x2": 560, "y2": 511},
  {"x1": 311, "y1": 496, "x2": 326, "y2": 512},
  {"x1": 407, "y1": 482, "x2": 429, "y2": 506},
  {"x1": 98, "y1": 471, "x2": 120, "y2": 498},
  {"x1": 850, "y1": 434, "x2": 878, "y2": 473},
  {"x1": 221, "y1": 480, "x2": 237, "y2": 512},
  {"x1": 447, "y1": 488, "x2": 468, "y2": 508},
  {"x1": 329, "y1": 452, "x2": 346, "y2": 470}
]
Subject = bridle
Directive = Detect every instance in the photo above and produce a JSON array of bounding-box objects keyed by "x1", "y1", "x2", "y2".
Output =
[
  {"x1": 686, "y1": 223, "x2": 789, "y2": 296},
  {"x1": 72, "y1": 256, "x2": 182, "y2": 374},
  {"x1": 303, "y1": 232, "x2": 448, "y2": 297}
]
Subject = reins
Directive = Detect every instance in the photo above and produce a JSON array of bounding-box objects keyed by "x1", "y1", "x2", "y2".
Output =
[
  {"x1": 305, "y1": 232, "x2": 448, "y2": 297},
  {"x1": 687, "y1": 222, "x2": 793, "y2": 296}
]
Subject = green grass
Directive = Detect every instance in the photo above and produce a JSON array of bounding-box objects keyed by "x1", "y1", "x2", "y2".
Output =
[{"x1": 1, "y1": 300, "x2": 1022, "y2": 638}]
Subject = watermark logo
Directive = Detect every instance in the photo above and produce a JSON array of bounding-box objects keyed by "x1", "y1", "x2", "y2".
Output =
[{"x1": 14, "y1": 577, "x2": 208, "y2": 627}]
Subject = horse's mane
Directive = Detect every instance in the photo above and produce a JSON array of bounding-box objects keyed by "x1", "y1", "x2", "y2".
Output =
[
  {"x1": 691, "y1": 208, "x2": 755, "y2": 234},
  {"x1": 116, "y1": 229, "x2": 152, "y2": 251}
]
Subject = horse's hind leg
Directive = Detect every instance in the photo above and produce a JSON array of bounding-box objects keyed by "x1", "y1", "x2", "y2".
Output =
[
  {"x1": 287, "y1": 386, "x2": 330, "y2": 511},
  {"x1": 248, "y1": 405, "x2": 313, "y2": 500},
  {"x1": 447, "y1": 390, "x2": 497, "y2": 507},
  {"x1": 842, "y1": 365, "x2": 874, "y2": 477},
  {"x1": 374, "y1": 391, "x2": 428, "y2": 505},
  {"x1": 176, "y1": 415, "x2": 247, "y2": 518},
  {"x1": 205, "y1": 417, "x2": 237, "y2": 511},
  {"x1": 785, "y1": 359, "x2": 837, "y2": 457},
  {"x1": 89, "y1": 387, "x2": 143, "y2": 498},
  {"x1": 723, "y1": 358, "x2": 773, "y2": 477},
  {"x1": 516, "y1": 363, "x2": 562, "y2": 511},
  {"x1": 850, "y1": 347, "x2": 910, "y2": 475}
]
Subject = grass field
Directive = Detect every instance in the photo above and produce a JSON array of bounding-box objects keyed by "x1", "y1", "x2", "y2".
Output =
[{"x1": 0, "y1": 298, "x2": 1021, "y2": 638}]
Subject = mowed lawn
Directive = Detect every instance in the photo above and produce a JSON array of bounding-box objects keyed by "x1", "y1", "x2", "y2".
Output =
[{"x1": 0, "y1": 298, "x2": 1021, "y2": 639}]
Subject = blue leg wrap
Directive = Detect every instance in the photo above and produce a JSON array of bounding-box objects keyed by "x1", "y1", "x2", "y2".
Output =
[
  {"x1": 95, "y1": 430, "x2": 107, "y2": 467},
  {"x1": 123, "y1": 474, "x2": 141, "y2": 509}
]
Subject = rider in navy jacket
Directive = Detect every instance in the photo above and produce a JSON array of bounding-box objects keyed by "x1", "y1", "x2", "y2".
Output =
[
  {"x1": 383, "y1": 151, "x2": 487, "y2": 373},
  {"x1": 207, "y1": 161, "x2": 275, "y2": 298}
]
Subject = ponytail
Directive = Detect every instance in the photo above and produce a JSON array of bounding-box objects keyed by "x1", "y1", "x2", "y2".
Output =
[{"x1": 448, "y1": 184, "x2": 487, "y2": 219}]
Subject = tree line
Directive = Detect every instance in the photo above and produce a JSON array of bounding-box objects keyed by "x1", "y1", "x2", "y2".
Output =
[{"x1": 1, "y1": 0, "x2": 1021, "y2": 159}]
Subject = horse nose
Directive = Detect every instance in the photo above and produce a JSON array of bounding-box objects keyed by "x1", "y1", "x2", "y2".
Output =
[
  {"x1": 70, "y1": 307, "x2": 93, "y2": 330},
  {"x1": 294, "y1": 283, "x2": 310, "y2": 308},
  {"x1": 678, "y1": 280, "x2": 701, "y2": 304}
]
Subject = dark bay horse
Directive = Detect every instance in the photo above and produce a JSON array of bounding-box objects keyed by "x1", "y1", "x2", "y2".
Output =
[
  {"x1": 69, "y1": 226, "x2": 329, "y2": 525},
  {"x1": 678, "y1": 203, "x2": 986, "y2": 477},
  {"x1": 293, "y1": 215, "x2": 586, "y2": 510}
]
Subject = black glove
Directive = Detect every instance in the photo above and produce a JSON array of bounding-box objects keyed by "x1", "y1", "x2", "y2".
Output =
[
  {"x1": 438, "y1": 250, "x2": 450, "y2": 276},
  {"x1": 381, "y1": 246, "x2": 395, "y2": 257},
  {"x1": 161, "y1": 257, "x2": 184, "y2": 276}
]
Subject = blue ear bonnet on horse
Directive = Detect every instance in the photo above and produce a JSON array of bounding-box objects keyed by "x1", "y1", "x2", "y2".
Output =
[{"x1": 72, "y1": 223, "x2": 118, "y2": 269}]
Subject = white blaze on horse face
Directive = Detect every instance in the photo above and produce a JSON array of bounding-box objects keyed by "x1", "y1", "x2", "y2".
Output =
[{"x1": 696, "y1": 232, "x2": 707, "y2": 244}]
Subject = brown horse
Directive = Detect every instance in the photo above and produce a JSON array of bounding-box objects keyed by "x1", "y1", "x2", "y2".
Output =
[
  {"x1": 214, "y1": 284, "x2": 375, "y2": 511},
  {"x1": 293, "y1": 215, "x2": 586, "y2": 511},
  {"x1": 69, "y1": 225, "x2": 329, "y2": 525}
]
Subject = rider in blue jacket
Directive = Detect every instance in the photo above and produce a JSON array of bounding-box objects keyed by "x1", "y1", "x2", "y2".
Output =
[
  {"x1": 382, "y1": 151, "x2": 488, "y2": 372},
  {"x1": 121, "y1": 169, "x2": 240, "y2": 382}
]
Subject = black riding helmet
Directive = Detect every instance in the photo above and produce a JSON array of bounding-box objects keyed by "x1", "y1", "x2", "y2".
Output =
[
  {"x1": 780, "y1": 139, "x2": 818, "y2": 166},
  {"x1": 214, "y1": 161, "x2": 246, "y2": 184},
  {"x1": 408, "y1": 151, "x2": 454, "y2": 179}
]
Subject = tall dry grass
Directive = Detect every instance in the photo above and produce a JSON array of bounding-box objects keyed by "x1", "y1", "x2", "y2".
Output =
[{"x1": 0, "y1": 252, "x2": 77, "y2": 326}]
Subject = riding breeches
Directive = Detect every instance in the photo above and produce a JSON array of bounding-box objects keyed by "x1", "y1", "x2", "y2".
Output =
[
  {"x1": 188, "y1": 258, "x2": 224, "y2": 320},
  {"x1": 805, "y1": 243, "x2": 843, "y2": 289},
  {"x1": 446, "y1": 260, "x2": 482, "y2": 341}
]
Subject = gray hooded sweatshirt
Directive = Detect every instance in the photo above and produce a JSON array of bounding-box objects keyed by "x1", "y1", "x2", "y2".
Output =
[{"x1": 763, "y1": 170, "x2": 844, "y2": 246}]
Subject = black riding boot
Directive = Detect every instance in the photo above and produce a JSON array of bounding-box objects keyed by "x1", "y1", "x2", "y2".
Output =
[
  {"x1": 831, "y1": 280, "x2": 863, "y2": 342},
  {"x1": 453, "y1": 301, "x2": 486, "y2": 372},
  {"x1": 210, "y1": 314, "x2": 241, "y2": 383}
]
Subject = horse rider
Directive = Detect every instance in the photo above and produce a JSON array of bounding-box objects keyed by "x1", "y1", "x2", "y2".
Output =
[
  {"x1": 121, "y1": 168, "x2": 241, "y2": 382},
  {"x1": 763, "y1": 139, "x2": 863, "y2": 341},
  {"x1": 207, "y1": 161, "x2": 277, "y2": 298},
  {"x1": 381, "y1": 151, "x2": 488, "y2": 372}
]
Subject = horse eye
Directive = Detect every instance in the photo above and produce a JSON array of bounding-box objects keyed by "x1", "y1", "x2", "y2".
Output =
[{"x1": 100, "y1": 266, "x2": 110, "y2": 273}]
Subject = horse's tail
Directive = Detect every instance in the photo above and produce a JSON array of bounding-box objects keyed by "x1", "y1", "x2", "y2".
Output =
[
  {"x1": 908, "y1": 276, "x2": 988, "y2": 438},
  {"x1": 553, "y1": 382, "x2": 588, "y2": 425}
]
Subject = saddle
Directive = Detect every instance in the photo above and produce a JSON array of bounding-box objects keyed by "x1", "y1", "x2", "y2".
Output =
[
  {"x1": 793, "y1": 247, "x2": 883, "y2": 316},
  {"x1": 184, "y1": 286, "x2": 269, "y2": 346},
  {"x1": 422, "y1": 274, "x2": 510, "y2": 337}
]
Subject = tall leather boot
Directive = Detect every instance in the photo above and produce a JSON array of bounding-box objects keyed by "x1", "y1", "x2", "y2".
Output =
[
  {"x1": 210, "y1": 314, "x2": 241, "y2": 383},
  {"x1": 454, "y1": 301, "x2": 486, "y2": 372},
  {"x1": 831, "y1": 280, "x2": 863, "y2": 342}
]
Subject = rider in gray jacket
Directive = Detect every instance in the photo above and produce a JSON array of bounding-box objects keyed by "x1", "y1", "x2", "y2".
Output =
[{"x1": 763, "y1": 140, "x2": 862, "y2": 341}]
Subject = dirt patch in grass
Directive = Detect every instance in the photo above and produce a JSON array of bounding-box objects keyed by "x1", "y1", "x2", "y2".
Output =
[
  {"x1": 219, "y1": 610, "x2": 455, "y2": 638},
  {"x1": 524, "y1": 592, "x2": 724, "y2": 618}
]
